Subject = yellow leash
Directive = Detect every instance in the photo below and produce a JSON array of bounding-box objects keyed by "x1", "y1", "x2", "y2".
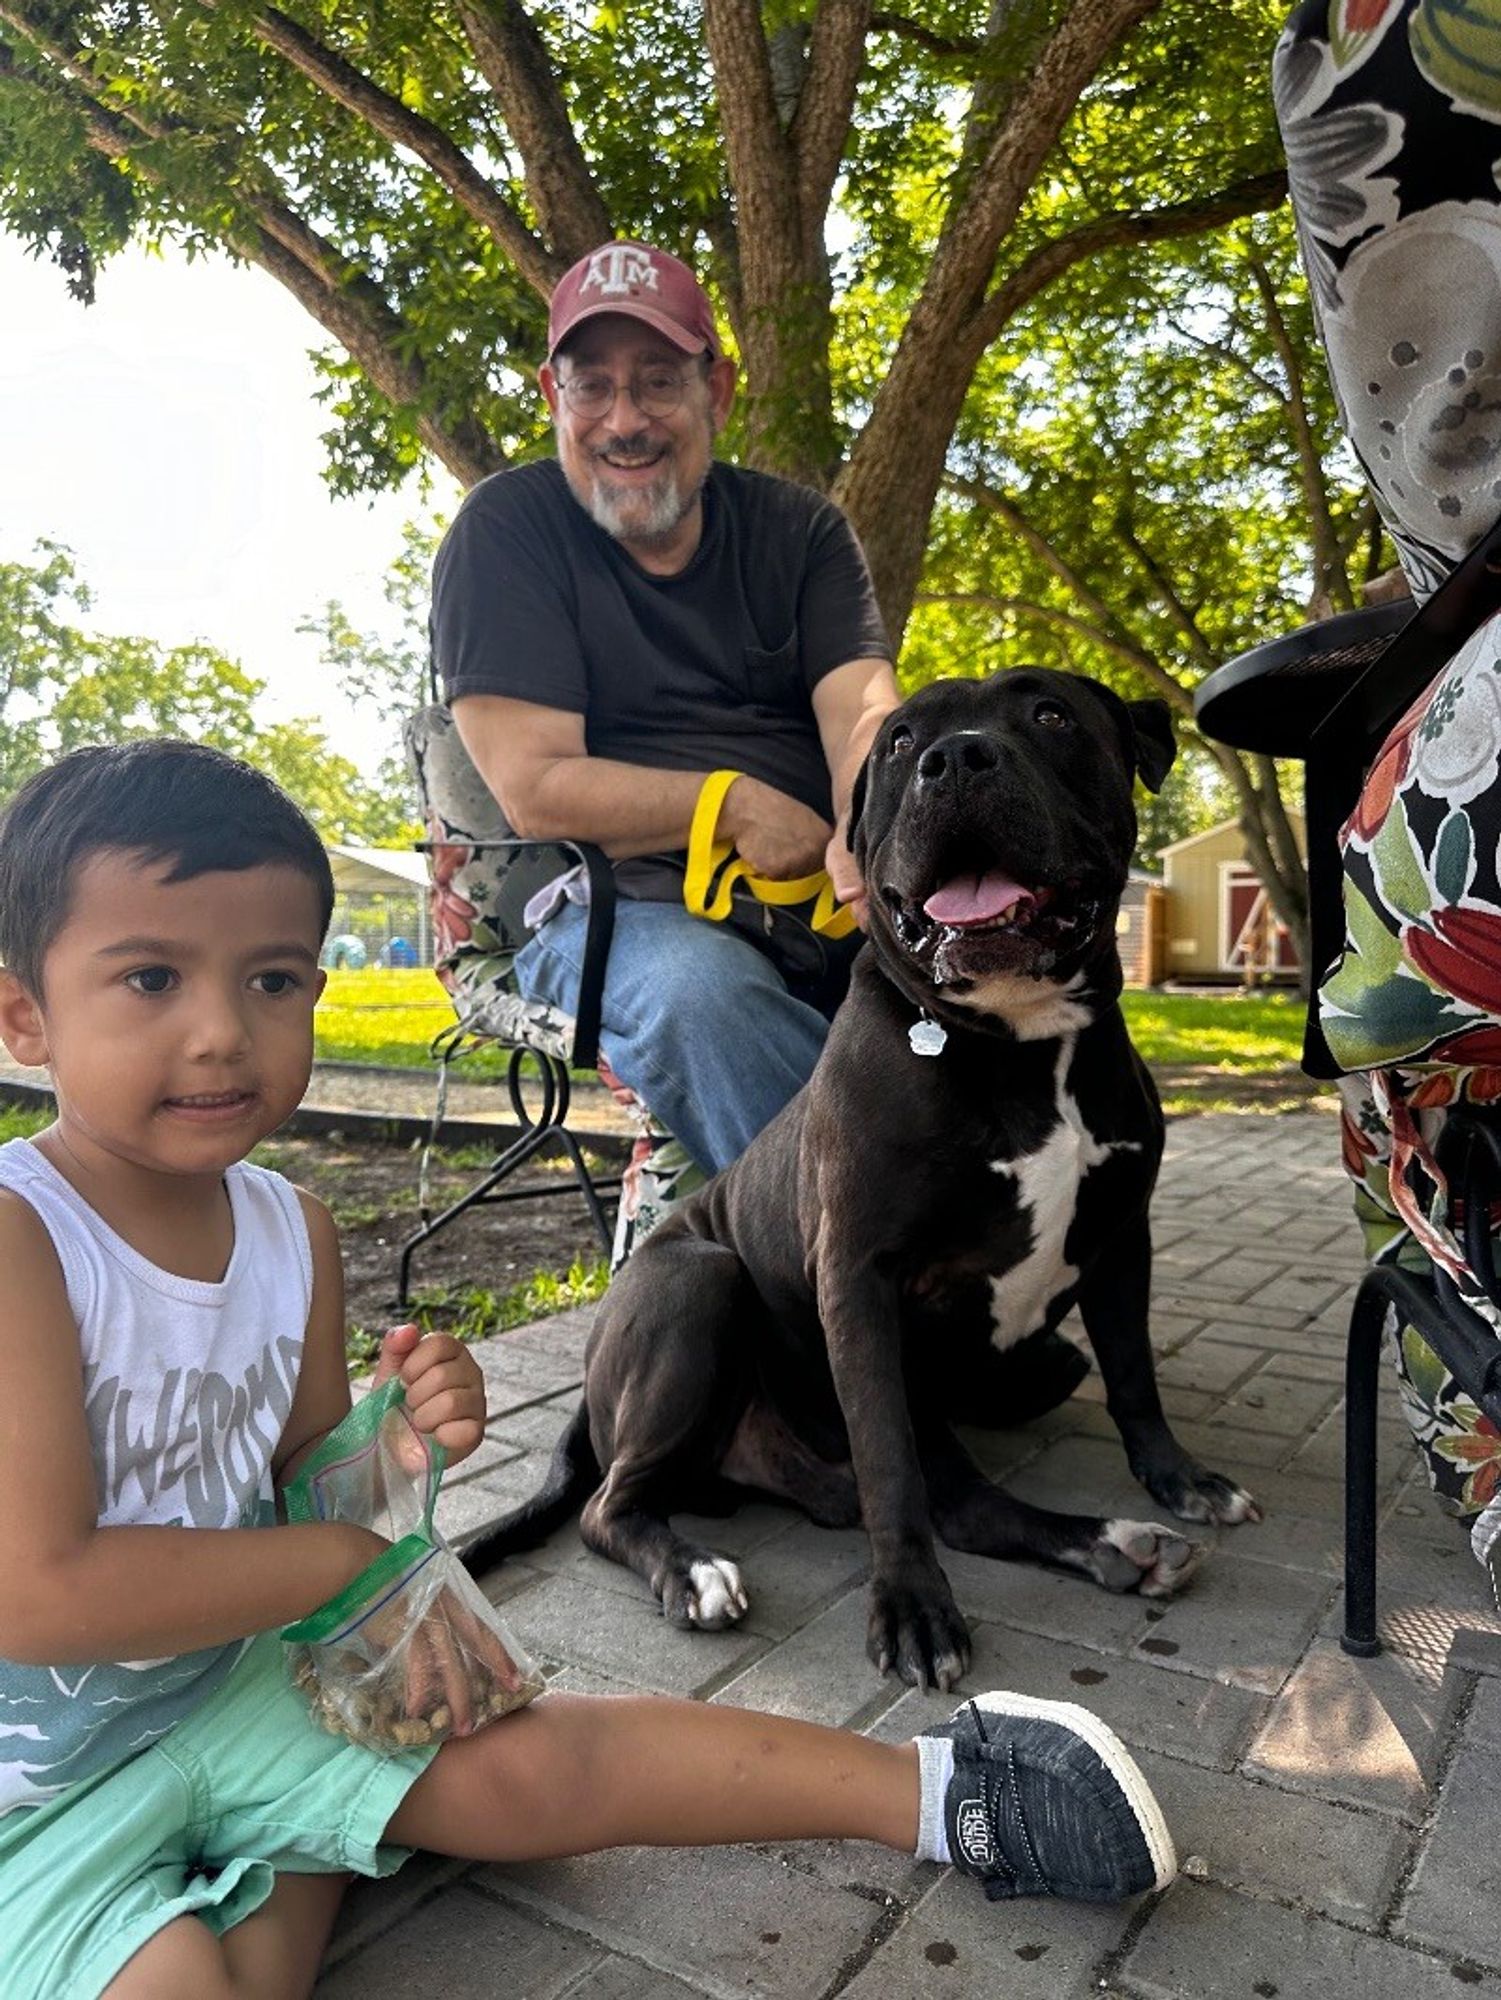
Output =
[{"x1": 683, "y1": 768, "x2": 857, "y2": 939}]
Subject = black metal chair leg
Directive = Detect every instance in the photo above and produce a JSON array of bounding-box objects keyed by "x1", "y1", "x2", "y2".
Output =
[
  {"x1": 1342, "y1": 1269, "x2": 1391, "y2": 1657},
  {"x1": 397, "y1": 1123, "x2": 561, "y2": 1308},
  {"x1": 552, "y1": 1126, "x2": 616, "y2": 1255}
]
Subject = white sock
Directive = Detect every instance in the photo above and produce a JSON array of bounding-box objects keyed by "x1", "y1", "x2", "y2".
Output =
[{"x1": 914, "y1": 1735, "x2": 955, "y2": 1864}]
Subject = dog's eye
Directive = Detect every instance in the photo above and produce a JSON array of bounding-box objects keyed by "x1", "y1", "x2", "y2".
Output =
[
  {"x1": 1033, "y1": 701, "x2": 1071, "y2": 730},
  {"x1": 888, "y1": 725, "x2": 914, "y2": 754}
]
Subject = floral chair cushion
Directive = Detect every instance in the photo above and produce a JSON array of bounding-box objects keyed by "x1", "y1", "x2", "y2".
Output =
[{"x1": 403, "y1": 703, "x2": 575, "y2": 1060}]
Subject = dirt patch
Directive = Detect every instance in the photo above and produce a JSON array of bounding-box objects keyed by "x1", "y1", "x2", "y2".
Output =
[
  {"x1": 255, "y1": 1063, "x2": 1336, "y2": 1342},
  {"x1": 252, "y1": 1131, "x2": 611, "y2": 1341}
]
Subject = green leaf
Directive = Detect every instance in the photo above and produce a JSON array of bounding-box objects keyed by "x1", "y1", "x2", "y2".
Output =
[
  {"x1": 1433, "y1": 810, "x2": 1474, "y2": 905},
  {"x1": 1369, "y1": 803, "x2": 1434, "y2": 924},
  {"x1": 1401, "y1": 1324, "x2": 1453, "y2": 1407}
]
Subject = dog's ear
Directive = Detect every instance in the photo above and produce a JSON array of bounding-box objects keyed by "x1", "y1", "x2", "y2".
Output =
[
  {"x1": 846, "y1": 753, "x2": 871, "y2": 859},
  {"x1": 1126, "y1": 698, "x2": 1176, "y2": 794}
]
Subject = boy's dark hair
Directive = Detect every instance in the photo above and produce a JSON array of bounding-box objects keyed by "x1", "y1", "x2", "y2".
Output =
[{"x1": 0, "y1": 741, "x2": 336, "y2": 994}]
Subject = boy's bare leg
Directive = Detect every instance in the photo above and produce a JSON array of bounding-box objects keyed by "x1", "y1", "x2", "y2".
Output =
[
  {"x1": 102, "y1": 1872, "x2": 347, "y2": 2000},
  {"x1": 386, "y1": 1693, "x2": 920, "y2": 1860}
]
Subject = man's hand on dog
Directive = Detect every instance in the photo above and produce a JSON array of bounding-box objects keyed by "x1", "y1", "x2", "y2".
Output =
[{"x1": 825, "y1": 817, "x2": 869, "y2": 929}]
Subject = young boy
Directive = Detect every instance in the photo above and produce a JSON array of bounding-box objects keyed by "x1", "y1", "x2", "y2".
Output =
[{"x1": 0, "y1": 741, "x2": 1176, "y2": 1999}]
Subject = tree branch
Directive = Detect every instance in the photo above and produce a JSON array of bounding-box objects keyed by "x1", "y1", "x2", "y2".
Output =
[
  {"x1": 0, "y1": 4, "x2": 502, "y2": 487},
  {"x1": 1247, "y1": 250, "x2": 1355, "y2": 614},
  {"x1": 1116, "y1": 522, "x2": 1215, "y2": 669},
  {"x1": 917, "y1": 589, "x2": 1180, "y2": 681},
  {"x1": 942, "y1": 473, "x2": 1193, "y2": 711},
  {"x1": 869, "y1": 9, "x2": 980, "y2": 57},
  {"x1": 454, "y1": 0, "x2": 612, "y2": 266},
  {"x1": 1253, "y1": 749, "x2": 1306, "y2": 890},
  {"x1": 969, "y1": 169, "x2": 1288, "y2": 352},
  {"x1": 703, "y1": 0, "x2": 798, "y2": 280},
  {"x1": 927, "y1": 0, "x2": 1167, "y2": 335},
  {"x1": 246, "y1": 234, "x2": 503, "y2": 486},
  {"x1": 1162, "y1": 314, "x2": 1285, "y2": 402},
  {"x1": 213, "y1": 0, "x2": 560, "y2": 293},
  {"x1": 790, "y1": 0, "x2": 869, "y2": 263}
]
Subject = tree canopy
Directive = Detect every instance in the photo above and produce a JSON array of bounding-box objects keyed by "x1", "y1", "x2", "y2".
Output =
[
  {"x1": 1, "y1": 0, "x2": 1364, "y2": 956},
  {"x1": 0, "y1": 0, "x2": 1289, "y2": 632}
]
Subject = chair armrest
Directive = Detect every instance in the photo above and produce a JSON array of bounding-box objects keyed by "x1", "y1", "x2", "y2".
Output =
[
  {"x1": 416, "y1": 835, "x2": 617, "y2": 1072},
  {"x1": 1194, "y1": 601, "x2": 1411, "y2": 758}
]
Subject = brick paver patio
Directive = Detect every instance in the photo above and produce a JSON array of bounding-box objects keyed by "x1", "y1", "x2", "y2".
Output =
[{"x1": 317, "y1": 1110, "x2": 1501, "y2": 1998}]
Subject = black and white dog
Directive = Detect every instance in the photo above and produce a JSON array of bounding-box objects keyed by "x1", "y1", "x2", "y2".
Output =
[{"x1": 464, "y1": 668, "x2": 1259, "y2": 1688}]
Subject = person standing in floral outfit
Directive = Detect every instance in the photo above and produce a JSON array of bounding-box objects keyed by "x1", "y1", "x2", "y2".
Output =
[{"x1": 1275, "y1": 0, "x2": 1501, "y2": 1557}]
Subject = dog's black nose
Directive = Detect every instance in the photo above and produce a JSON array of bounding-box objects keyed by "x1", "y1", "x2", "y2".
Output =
[{"x1": 915, "y1": 731, "x2": 1002, "y2": 788}]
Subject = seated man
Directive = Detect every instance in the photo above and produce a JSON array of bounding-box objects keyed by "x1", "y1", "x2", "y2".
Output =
[{"x1": 429, "y1": 239, "x2": 900, "y2": 1176}]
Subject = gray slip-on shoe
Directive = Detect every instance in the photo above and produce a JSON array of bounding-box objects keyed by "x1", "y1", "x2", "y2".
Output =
[{"x1": 923, "y1": 1691, "x2": 1176, "y2": 1902}]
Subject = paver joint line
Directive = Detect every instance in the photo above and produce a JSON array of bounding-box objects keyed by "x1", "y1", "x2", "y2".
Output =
[{"x1": 1378, "y1": 1667, "x2": 1480, "y2": 1938}]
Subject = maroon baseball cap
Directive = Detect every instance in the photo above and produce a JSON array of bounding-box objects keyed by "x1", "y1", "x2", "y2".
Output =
[{"x1": 547, "y1": 241, "x2": 722, "y2": 361}]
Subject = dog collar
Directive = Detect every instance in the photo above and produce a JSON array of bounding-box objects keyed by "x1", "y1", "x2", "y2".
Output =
[{"x1": 909, "y1": 1009, "x2": 948, "y2": 1058}]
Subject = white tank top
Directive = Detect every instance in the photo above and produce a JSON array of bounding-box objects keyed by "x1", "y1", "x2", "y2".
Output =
[{"x1": 0, "y1": 1139, "x2": 312, "y2": 1817}]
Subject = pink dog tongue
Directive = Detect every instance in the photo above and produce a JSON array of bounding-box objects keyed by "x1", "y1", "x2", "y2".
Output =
[{"x1": 923, "y1": 869, "x2": 1035, "y2": 929}]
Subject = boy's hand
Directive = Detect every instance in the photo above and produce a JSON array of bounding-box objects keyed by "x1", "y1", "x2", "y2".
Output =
[{"x1": 372, "y1": 1324, "x2": 488, "y2": 1464}]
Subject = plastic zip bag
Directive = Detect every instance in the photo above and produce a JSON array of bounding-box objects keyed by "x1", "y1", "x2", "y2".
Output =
[{"x1": 282, "y1": 1379, "x2": 543, "y2": 1753}]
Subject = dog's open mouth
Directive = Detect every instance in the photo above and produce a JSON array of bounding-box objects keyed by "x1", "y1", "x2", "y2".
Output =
[{"x1": 882, "y1": 865, "x2": 1102, "y2": 984}]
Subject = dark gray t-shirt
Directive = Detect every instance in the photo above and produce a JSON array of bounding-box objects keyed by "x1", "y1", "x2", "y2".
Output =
[{"x1": 430, "y1": 460, "x2": 891, "y2": 848}]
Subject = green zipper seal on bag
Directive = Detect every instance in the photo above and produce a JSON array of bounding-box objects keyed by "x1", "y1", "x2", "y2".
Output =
[
  {"x1": 282, "y1": 1376, "x2": 446, "y2": 1533},
  {"x1": 281, "y1": 1532, "x2": 436, "y2": 1644}
]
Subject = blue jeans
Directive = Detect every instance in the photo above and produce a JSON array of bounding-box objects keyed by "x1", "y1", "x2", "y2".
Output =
[{"x1": 516, "y1": 898, "x2": 852, "y2": 1174}]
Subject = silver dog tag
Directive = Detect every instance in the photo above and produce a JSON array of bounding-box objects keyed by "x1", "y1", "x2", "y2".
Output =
[{"x1": 909, "y1": 1014, "x2": 947, "y2": 1058}]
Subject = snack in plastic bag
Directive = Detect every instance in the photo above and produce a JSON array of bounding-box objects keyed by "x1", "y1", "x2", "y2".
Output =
[{"x1": 282, "y1": 1379, "x2": 543, "y2": 1753}]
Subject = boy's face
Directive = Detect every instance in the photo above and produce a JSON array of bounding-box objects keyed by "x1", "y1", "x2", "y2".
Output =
[{"x1": 0, "y1": 852, "x2": 326, "y2": 1180}]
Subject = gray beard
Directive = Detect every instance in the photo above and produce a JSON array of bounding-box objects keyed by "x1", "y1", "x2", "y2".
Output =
[{"x1": 586, "y1": 463, "x2": 701, "y2": 549}]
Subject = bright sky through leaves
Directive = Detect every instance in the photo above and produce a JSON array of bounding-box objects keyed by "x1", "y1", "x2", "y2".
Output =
[{"x1": 0, "y1": 232, "x2": 448, "y2": 775}]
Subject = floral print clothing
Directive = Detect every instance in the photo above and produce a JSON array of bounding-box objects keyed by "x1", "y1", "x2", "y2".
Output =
[{"x1": 1276, "y1": 0, "x2": 1501, "y2": 1553}]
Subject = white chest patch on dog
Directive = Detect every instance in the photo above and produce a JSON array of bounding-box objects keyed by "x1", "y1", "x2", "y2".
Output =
[
  {"x1": 986, "y1": 1041, "x2": 1140, "y2": 1349},
  {"x1": 948, "y1": 969, "x2": 1092, "y2": 1042}
]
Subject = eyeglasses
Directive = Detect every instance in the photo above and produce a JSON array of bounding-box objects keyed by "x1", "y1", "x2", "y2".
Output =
[{"x1": 555, "y1": 362, "x2": 702, "y2": 422}]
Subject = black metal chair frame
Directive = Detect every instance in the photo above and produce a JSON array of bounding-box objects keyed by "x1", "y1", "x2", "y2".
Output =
[
  {"x1": 396, "y1": 836, "x2": 625, "y2": 1309},
  {"x1": 1195, "y1": 534, "x2": 1501, "y2": 1653},
  {"x1": 1340, "y1": 1113, "x2": 1501, "y2": 1653}
]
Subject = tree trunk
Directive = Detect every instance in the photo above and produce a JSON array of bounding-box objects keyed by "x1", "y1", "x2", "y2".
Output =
[{"x1": 835, "y1": 0, "x2": 1216, "y2": 635}]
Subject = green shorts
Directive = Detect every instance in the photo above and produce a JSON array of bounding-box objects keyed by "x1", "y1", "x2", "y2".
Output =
[{"x1": 0, "y1": 1629, "x2": 439, "y2": 2000}]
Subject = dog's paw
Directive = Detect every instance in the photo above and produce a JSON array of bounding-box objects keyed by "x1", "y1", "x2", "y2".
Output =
[
  {"x1": 659, "y1": 1556, "x2": 749, "y2": 1630},
  {"x1": 1142, "y1": 1461, "x2": 1263, "y2": 1528},
  {"x1": 1084, "y1": 1519, "x2": 1204, "y2": 1597},
  {"x1": 867, "y1": 1574, "x2": 971, "y2": 1691}
]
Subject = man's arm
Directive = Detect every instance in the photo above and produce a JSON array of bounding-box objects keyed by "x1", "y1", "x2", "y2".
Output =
[
  {"x1": 454, "y1": 694, "x2": 835, "y2": 881},
  {"x1": 0, "y1": 1192, "x2": 383, "y2": 1668},
  {"x1": 813, "y1": 657, "x2": 905, "y2": 922}
]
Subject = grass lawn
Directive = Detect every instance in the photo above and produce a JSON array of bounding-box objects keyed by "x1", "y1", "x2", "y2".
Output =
[
  {"x1": 1120, "y1": 989, "x2": 1305, "y2": 1071},
  {"x1": 315, "y1": 967, "x2": 509, "y2": 1078},
  {"x1": 318, "y1": 968, "x2": 1311, "y2": 1082}
]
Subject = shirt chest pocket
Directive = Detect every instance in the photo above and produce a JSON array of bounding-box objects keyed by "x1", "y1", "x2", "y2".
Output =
[{"x1": 741, "y1": 635, "x2": 803, "y2": 709}]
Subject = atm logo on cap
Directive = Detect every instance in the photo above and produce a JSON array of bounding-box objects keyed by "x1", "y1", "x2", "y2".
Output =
[{"x1": 578, "y1": 245, "x2": 660, "y2": 298}]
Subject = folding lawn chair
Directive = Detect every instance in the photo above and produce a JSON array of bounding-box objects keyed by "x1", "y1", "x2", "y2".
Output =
[{"x1": 398, "y1": 704, "x2": 701, "y2": 1308}]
